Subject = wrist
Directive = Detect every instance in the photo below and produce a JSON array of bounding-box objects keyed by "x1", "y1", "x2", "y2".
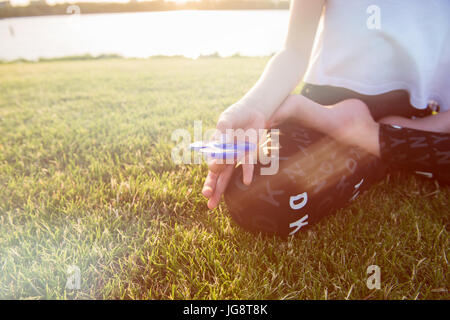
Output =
[{"x1": 237, "y1": 97, "x2": 273, "y2": 121}]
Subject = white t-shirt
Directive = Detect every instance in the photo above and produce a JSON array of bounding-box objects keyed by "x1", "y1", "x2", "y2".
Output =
[{"x1": 304, "y1": 0, "x2": 450, "y2": 111}]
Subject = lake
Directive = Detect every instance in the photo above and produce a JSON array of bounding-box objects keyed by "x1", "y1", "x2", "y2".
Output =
[{"x1": 0, "y1": 10, "x2": 289, "y2": 61}]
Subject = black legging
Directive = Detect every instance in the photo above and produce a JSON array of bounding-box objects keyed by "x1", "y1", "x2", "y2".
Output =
[{"x1": 223, "y1": 84, "x2": 449, "y2": 236}]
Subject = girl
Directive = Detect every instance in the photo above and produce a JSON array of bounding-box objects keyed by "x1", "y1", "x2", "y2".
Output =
[{"x1": 201, "y1": 0, "x2": 450, "y2": 236}]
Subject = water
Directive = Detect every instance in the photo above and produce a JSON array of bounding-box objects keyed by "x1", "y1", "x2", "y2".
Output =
[{"x1": 0, "y1": 10, "x2": 289, "y2": 61}]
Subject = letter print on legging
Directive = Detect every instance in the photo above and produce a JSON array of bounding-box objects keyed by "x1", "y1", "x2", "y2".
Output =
[
  {"x1": 379, "y1": 123, "x2": 450, "y2": 184},
  {"x1": 224, "y1": 122, "x2": 389, "y2": 237}
]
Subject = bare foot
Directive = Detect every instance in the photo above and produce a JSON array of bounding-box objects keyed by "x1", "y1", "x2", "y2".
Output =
[
  {"x1": 270, "y1": 96, "x2": 381, "y2": 156},
  {"x1": 323, "y1": 99, "x2": 381, "y2": 156}
]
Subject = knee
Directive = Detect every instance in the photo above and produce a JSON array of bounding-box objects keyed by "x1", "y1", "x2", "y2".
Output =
[
  {"x1": 223, "y1": 168, "x2": 287, "y2": 236},
  {"x1": 224, "y1": 165, "x2": 310, "y2": 237}
]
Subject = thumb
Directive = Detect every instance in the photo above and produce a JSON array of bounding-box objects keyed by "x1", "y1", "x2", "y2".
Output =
[{"x1": 213, "y1": 115, "x2": 234, "y2": 142}]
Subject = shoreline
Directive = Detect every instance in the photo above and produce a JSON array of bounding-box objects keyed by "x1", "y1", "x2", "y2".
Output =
[{"x1": 0, "y1": 53, "x2": 273, "y2": 64}]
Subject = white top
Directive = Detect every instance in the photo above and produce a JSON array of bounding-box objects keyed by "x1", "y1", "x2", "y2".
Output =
[{"x1": 304, "y1": 0, "x2": 450, "y2": 111}]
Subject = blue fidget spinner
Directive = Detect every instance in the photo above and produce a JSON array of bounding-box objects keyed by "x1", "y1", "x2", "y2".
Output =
[{"x1": 190, "y1": 141, "x2": 256, "y2": 159}]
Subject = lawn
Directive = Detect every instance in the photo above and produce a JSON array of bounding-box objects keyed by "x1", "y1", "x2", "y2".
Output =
[{"x1": 0, "y1": 57, "x2": 448, "y2": 299}]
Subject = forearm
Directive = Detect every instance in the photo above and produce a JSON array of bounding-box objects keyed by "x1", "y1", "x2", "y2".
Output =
[
  {"x1": 239, "y1": 48, "x2": 310, "y2": 120},
  {"x1": 238, "y1": 0, "x2": 324, "y2": 121}
]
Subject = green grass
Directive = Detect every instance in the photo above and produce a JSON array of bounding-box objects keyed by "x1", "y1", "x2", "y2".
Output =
[{"x1": 0, "y1": 57, "x2": 448, "y2": 300}]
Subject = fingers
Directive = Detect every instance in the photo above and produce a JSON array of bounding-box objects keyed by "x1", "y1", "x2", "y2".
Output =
[
  {"x1": 216, "y1": 117, "x2": 233, "y2": 134},
  {"x1": 207, "y1": 165, "x2": 234, "y2": 210},
  {"x1": 242, "y1": 163, "x2": 254, "y2": 185},
  {"x1": 240, "y1": 150, "x2": 255, "y2": 185},
  {"x1": 204, "y1": 155, "x2": 253, "y2": 203},
  {"x1": 202, "y1": 170, "x2": 218, "y2": 198},
  {"x1": 213, "y1": 115, "x2": 233, "y2": 142},
  {"x1": 207, "y1": 158, "x2": 226, "y2": 174}
]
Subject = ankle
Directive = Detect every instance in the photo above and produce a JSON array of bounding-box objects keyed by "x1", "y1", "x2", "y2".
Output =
[{"x1": 327, "y1": 99, "x2": 380, "y2": 155}]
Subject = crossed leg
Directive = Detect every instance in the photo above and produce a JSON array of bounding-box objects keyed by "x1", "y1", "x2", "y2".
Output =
[
  {"x1": 269, "y1": 95, "x2": 450, "y2": 182},
  {"x1": 269, "y1": 95, "x2": 450, "y2": 157},
  {"x1": 224, "y1": 96, "x2": 450, "y2": 236},
  {"x1": 224, "y1": 122, "x2": 388, "y2": 236}
]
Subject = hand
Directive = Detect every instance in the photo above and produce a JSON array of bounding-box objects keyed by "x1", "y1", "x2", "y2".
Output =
[{"x1": 202, "y1": 102, "x2": 267, "y2": 210}]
